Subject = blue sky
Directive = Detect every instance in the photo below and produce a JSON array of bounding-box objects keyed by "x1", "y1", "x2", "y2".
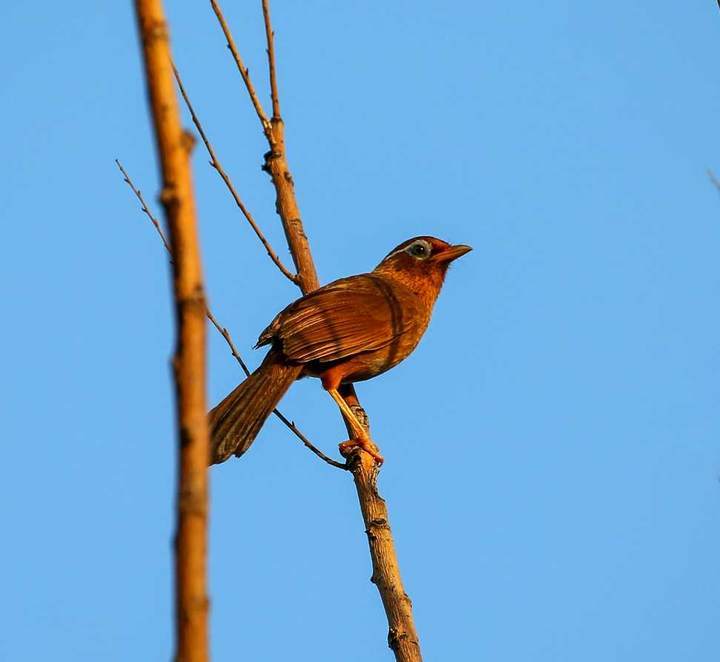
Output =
[{"x1": 2, "y1": 1, "x2": 719, "y2": 660}]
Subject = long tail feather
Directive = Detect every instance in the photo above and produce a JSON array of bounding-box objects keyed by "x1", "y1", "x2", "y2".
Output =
[{"x1": 209, "y1": 348, "x2": 300, "y2": 464}]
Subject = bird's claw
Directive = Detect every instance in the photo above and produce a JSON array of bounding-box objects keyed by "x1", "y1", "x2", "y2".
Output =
[{"x1": 338, "y1": 438, "x2": 384, "y2": 465}]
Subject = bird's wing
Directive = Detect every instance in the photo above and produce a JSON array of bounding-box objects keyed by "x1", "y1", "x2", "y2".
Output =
[{"x1": 268, "y1": 274, "x2": 417, "y2": 364}]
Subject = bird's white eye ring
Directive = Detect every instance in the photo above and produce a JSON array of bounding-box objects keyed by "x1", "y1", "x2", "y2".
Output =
[{"x1": 406, "y1": 240, "x2": 431, "y2": 259}]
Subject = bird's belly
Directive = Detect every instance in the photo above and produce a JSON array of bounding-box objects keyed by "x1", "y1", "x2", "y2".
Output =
[
  {"x1": 339, "y1": 346, "x2": 407, "y2": 383},
  {"x1": 303, "y1": 332, "x2": 423, "y2": 386}
]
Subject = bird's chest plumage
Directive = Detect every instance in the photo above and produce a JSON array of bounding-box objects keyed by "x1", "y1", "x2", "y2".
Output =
[{"x1": 297, "y1": 275, "x2": 437, "y2": 385}]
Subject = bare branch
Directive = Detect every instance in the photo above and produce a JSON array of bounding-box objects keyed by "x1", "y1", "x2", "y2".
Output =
[
  {"x1": 209, "y1": 0, "x2": 274, "y2": 143},
  {"x1": 117, "y1": 160, "x2": 343, "y2": 471},
  {"x1": 204, "y1": 307, "x2": 252, "y2": 376},
  {"x1": 261, "y1": 0, "x2": 281, "y2": 121},
  {"x1": 171, "y1": 63, "x2": 298, "y2": 284},
  {"x1": 132, "y1": 0, "x2": 209, "y2": 658},
  {"x1": 340, "y1": 389, "x2": 422, "y2": 661},
  {"x1": 116, "y1": 159, "x2": 172, "y2": 255},
  {"x1": 272, "y1": 410, "x2": 347, "y2": 470}
]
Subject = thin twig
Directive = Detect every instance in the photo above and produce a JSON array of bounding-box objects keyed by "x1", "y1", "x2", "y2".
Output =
[
  {"x1": 116, "y1": 159, "x2": 173, "y2": 256},
  {"x1": 204, "y1": 307, "x2": 252, "y2": 376},
  {"x1": 116, "y1": 160, "x2": 344, "y2": 470},
  {"x1": 272, "y1": 410, "x2": 347, "y2": 470},
  {"x1": 171, "y1": 64, "x2": 298, "y2": 284},
  {"x1": 209, "y1": 0, "x2": 274, "y2": 143},
  {"x1": 261, "y1": 0, "x2": 281, "y2": 121}
]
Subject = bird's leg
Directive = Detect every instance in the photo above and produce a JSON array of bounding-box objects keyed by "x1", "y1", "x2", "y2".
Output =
[{"x1": 326, "y1": 388, "x2": 384, "y2": 464}]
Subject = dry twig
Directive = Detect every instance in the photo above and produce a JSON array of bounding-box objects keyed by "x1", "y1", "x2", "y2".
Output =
[
  {"x1": 209, "y1": 0, "x2": 273, "y2": 143},
  {"x1": 132, "y1": 1, "x2": 209, "y2": 659},
  {"x1": 116, "y1": 159, "x2": 173, "y2": 256},
  {"x1": 261, "y1": 0, "x2": 281, "y2": 121},
  {"x1": 116, "y1": 160, "x2": 344, "y2": 471},
  {"x1": 171, "y1": 63, "x2": 297, "y2": 284}
]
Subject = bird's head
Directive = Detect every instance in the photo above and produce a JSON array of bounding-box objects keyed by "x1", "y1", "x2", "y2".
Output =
[{"x1": 372, "y1": 236, "x2": 472, "y2": 293}]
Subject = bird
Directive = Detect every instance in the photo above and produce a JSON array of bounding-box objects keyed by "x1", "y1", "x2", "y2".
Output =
[{"x1": 209, "y1": 235, "x2": 471, "y2": 465}]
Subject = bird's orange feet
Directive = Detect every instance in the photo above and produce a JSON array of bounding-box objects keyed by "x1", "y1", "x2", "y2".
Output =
[{"x1": 339, "y1": 438, "x2": 384, "y2": 465}]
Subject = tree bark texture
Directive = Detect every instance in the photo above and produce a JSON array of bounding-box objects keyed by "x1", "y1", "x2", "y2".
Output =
[
  {"x1": 133, "y1": 2, "x2": 210, "y2": 661},
  {"x1": 342, "y1": 388, "x2": 423, "y2": 662},
  {"x1": 262, "y1": 119, "x2": 320, "y2": 294}
]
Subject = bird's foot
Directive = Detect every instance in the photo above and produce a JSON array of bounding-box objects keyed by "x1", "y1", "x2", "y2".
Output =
[{"x1": 339, "y1": 438, "x2": 384, "y2": 465}]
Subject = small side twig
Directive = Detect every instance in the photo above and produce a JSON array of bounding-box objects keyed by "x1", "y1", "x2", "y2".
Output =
[
  {"x1": 261, "y1": 0, "x2": 281, "y2": 121},
  {"x1": 172, "y1": 63, "x2": 297, "y2": 284},
  {"x1": 204, "y1": 307, "x2": 252, "y2": 376},
  {"x1": 116, "y1": 159, "x2": 343, "y2": 470},
  {"x1": 272, "y1": 410, "x2": 346, "y2": 470},
  {"x1": 116, "y1": 159, "x2": 173, "y2": 256},
  {"x1": 209, "y1": 0, "x2": 274, "y2": 143}
]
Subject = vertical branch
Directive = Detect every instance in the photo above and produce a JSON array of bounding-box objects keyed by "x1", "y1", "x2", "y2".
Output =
[
  {"x1": 354, "y1": 464, "x2": 422, "y2": 660},
  {"x1": 133, "y1": 2, "x2": 209, "y2": 662}
]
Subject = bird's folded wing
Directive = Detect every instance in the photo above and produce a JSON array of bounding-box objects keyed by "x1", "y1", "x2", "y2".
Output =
[{"x1": 273, "y1": 274, "x2": 416, "y2": 364}]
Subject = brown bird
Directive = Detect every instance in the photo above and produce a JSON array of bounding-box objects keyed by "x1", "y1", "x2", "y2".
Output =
[{"x1": 209, "y1": 235, "x2": 471, "y2": 465}]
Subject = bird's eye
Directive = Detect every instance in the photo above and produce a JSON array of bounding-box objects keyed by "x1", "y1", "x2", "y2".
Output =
[{"x1": 407, "y1": 241, "x2": 431, "y2": 259}]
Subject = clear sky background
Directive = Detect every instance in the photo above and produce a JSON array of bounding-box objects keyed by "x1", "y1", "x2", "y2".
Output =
[{"x1": 2, "y1": 1, "x2": 719, "y2": 660}]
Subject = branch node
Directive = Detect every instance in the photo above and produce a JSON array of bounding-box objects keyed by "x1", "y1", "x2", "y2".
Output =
[
  {"x1": 160, "y1": 185, "x2": 179, "y2": 208},
  {"x1": 181, "y1": 129, "x2": 197, "y2": 153}
]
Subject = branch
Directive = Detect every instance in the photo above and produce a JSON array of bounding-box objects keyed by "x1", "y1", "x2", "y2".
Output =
[
  {"x1": 210, "y1": 0, "x2": 320, "y2": 293},
  {"x1": 210, "y1": 2, "x2": 423, "y2": 658},
  {"x1": 172, "y1": 63, "x2": 298, "y2": 284},
  {"x1": 340, "y1": 388, "x2": 422, "y2": 661},
  {"x1": 132, "y1": 1, "x2": 209, "y2": 660},
  {"x1": 116, "y1": 160, "x2": 344, "y2": 471}
]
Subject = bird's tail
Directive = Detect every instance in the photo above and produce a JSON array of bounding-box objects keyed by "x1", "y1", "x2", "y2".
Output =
[{"x1": 209, "y1": 348, "x2": 301, "y2": 464}]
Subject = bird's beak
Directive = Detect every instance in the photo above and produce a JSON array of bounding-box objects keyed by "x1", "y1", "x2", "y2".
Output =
[{"x1": 434, "y1": 243, "x2": 472, "y2": 263}]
